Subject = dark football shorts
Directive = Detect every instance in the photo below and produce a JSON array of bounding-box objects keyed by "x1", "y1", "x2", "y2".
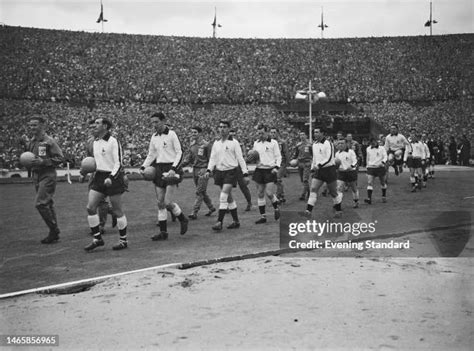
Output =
[
  {"x1": 367, "y1": 167, "x2": 386, "y2": 178},
  {"x1": 337, "y1": 170, "x2": 358, "y2": 183},
  {"x1": 312, "y1": 165, "x2": 337, "y2": 183},
  {"x1": 90, "y1": 171, "x2": 126, "y2": 196},
  {"x1": 153, "y1": 163, "x2": 184, "y2": 188},
  {"x1": 253, "y1": 168, "x2": 277, "y2": 184},
  {"x1": 214, "y1": 168, "x2": 238, "y2": 187}
]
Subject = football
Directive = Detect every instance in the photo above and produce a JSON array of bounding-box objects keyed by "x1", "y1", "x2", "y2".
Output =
[
  {"x1": 143, "y1": 166, "x2": 156, "y2": 181},
  {"x1": 289, "y1": 159, "x2": 298, "y2": 167},
  {"x1": 246, "y1": 150, "x2": 260, "y2": 164},
  {"x1": 317, "y1": 91, "x2": 327, "y2": 100},
  {"x1": 80, "y1": 157, "x2": 96, "y2": 174},
  {"x1": 19, "y1": 151, "x2": 36, "y2": 168},
  {"x1": 394, "y1": 149, "x2": 403, "y2": 160}
]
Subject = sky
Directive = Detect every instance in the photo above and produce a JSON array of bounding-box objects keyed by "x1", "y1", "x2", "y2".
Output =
[{"x1": 0, "y1": 0, "x2": 472, "y2": 39}]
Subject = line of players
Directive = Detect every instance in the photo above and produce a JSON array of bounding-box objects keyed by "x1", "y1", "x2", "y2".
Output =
[{"x1": 23, "y1": 113, "x2": 435, "y2": 251}]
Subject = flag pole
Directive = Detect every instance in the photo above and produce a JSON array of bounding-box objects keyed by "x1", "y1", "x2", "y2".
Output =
[
  {"x1": 429, "y1": 0, "x2": 432, "y2": 36},
  {"x1": 309, "y1": 81, "x2": 313, "y2": 143},
  {"x1": 212, "y1": 7, "x2": 216, "y2": 38}
]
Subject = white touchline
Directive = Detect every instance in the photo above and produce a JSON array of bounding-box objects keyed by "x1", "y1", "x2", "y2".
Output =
[{"x1": 0, "y1": 262, "x2": 181, "y2": 300}]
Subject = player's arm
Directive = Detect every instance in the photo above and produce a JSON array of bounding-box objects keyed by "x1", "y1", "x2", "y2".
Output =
[
  {"x1": 109, "y1": 138, "x2": 123, "y2": 179},
  {"x1": 349, "y1": 149, "x2": 358, "y2": 169},
  {"x1": 141, "y1": 136, "x2": 157, "y2": 169},
  {"x1": 282, "y1": 141, "x2": 290, "y2": 166},
  {"x1": 381, "y1": 148, "x2": 388, "y2": 164},
  {"x1": 235, "y1": 141, "x2": 249, "y2": 175},
  {"x1": 205, "y1": 142, "x2": 218, "y2": 175},
  {"x1": 170, "y1": 132, "x2": 183, "y2": 172},
  {"x1": 273, "y1": 140, "x2": 282, "y2": 169}
]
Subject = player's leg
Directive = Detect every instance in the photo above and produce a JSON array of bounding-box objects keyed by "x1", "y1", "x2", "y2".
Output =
[
  {"x1": 348, "y1": 180, "x2": 360, "y2": 208},
  {"x1": 164, "y1": 184, "x2": 189, "y2": 235},
  {"x1": 265, "y1": 180, "x2": 280, "y2": 220},
  {"x1": 303, "y1": 178, "x2": 324, "y2": 216},
  {"x1": 84, "y1": 189, "x2": 107, "y2": 251},
  {"x1": 36, "y1": 176, "x2": 60, "y2": 243},
  {"x1": 327, "y1": 179, "x2": 343, "y2": 217},
  {"x1": 152, "y1": 186, "x2": 169, "y2": 240},
  {"x1": 365, "y1": 174, "x2": 375, "y2": 204},
  {"x1": 213, "y1": 183, "x2": 233, "y2": 231},
  {"x1": 226, "y1": 190, "x2": 240, "y2": 229},
  {"x1": 108, "y1": 193, "x2": 128, "y2": 250},
  {"x1": 255, "y1": 182, "x2": 267, "y2": 224}
]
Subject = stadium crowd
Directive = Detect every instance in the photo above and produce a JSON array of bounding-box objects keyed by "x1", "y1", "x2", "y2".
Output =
[{"x1": 0, "y1": 26, "x2": 472, "y2": 170}]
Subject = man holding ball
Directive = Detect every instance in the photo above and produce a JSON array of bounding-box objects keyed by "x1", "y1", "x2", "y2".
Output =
[
  {"x1": 22, "y1": 116, "x2": 64, "y2": 244},
  {"x1": 84, "y1": 118, "x2": 129, "y2": 251}
]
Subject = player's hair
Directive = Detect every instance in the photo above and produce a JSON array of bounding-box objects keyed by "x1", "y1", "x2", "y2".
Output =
[
  {"x1": 257, "y1": 124, "x2": 268, "y2": 131},
  {"x1": 219, "y1": 120, "x2": 231, "y2": 128},
  {"x1": 191, "y1": 126, "x2": 202, "y2": 133},
  {"x1": 151, "y1": 112, "x2": 166, "y2": 120},
  {"x1": 270, "y1": 127, "x2": 279, "y2": 133},
  {"x1": 29, "y1": 116, "x2": 45, "y2": 124},
  {"x1": 390, "y1": 124, "x2": 399, "y2": 130},
  {"x1": 314, "y1": 127, "x2": 326, "y2": 134},
  {"x1": 100, "y1": 118, "x2": 113, "y2": 130}
]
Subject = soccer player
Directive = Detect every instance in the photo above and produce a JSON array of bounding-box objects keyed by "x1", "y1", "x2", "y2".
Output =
[
  {"x1": 301, "y1": 128, "x2": 342, "y2": 218},
  {"x1": 203, "y1": 120, "x2": 249, "y2": 231},
  {"x1": 365, "y1": 137, "x2": 388, "y2": 204},
  {"x1": 140, "y1": 112, "x2": 188, "y2": 241},
  {"x1": 81, "y1": 119, "x2": 117, "y2": 235},
  {"x1": 335, "y1": 140, "x2": 359, "y2": 208},
  {"x1": 229, "y1": 128, "x2": 253, "y2": 211},
  {"x1": 384, "y1": 124, "x2": 410, "y2": 176},
  {"x1": 346, "y1": 133, "x2": 363, "y2": 168},
  {"x1": 404, "y1": 132, "x2": 427, "y2": 192},
  {"x1": 270, "y1": 127, "x2": 289, "y2": 203},
  {"x1": 426, "y1": 133, "x2": 438, "y2": 178},
  {"x1": 24, "y1": 116, "x2": 64, "y2": 244},
  {"x1": 421, "y1": 133, "x2": 431, "y2": 187},
  {"x1": 253, "y1": 124, "x2": 282, "y2": 224},
  {"x1": 181, "y1": 126, "x2": 216, "y2": 220},
  {"x1": 84, "y1": 118, "x2": 129, "y2": 251},
  {"x1": 292, "y1": 131, "x2": 312, "y2": 201}
]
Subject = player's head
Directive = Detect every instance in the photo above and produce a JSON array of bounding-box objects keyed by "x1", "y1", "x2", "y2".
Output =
[
  {"x1": 150, "y1": 112, "x2": 166, "y2": 133},
  {"x1": 299, "y1": 131, "x2": 307, "y2": 141},
  {"x1": 313, "y1": 127, "x2": 326, "y2": 142},
  {"x1": 94, "y1": 118, "x2": 112, "y2": 136},
  {"x1": 190, "y1": 126, "x2": 202, "y2": 141},
  {"x1": 270, "y1": 128, "x2": 279, "y2": 140},
  {"x1": 346, "y1": 133, "x2": 354, "y2": 142},
  {"x1": 28, "y1": 116, "x2": 45, "y2": 136},
  {"x1": 257, "y1": 124, "x2": 269, "y2": 140},
  {"x1": 335, "y1": 140, "x2": 347, "y2": 152},
  {"x1": 218, "y1": 120, "x2": 231, "y2": 138},
  {"x1": 369, "y1": 137, "x2": 378, "y2": 147},
  {"x1": 390, "y1": 124, "x2": 399, "y2": 135},
  {"x1": 336, "y1": 131, "x2": 344, "y2": 140}
]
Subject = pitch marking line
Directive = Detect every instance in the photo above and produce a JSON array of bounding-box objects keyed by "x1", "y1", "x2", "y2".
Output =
[{"x1": 0, "y1": 262, "x2": 180, "y2": 300}]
